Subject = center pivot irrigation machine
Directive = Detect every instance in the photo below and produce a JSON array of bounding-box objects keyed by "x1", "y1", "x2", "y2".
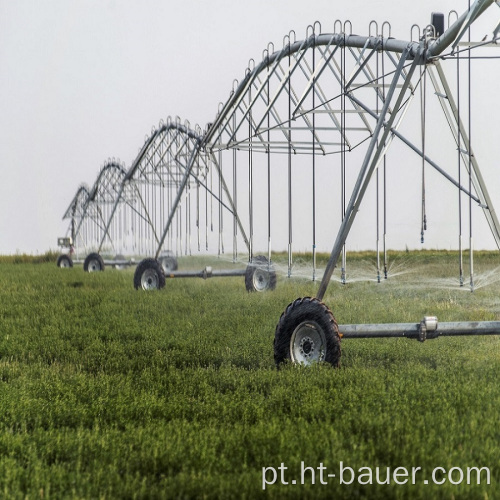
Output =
[{"x1": 59, "y1": 0, "x2": 500, "y2": 365}]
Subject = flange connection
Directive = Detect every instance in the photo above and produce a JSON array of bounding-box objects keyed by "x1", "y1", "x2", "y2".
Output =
[{"x1": 418, "y1": 316, "x2": 438, "y2": 342}]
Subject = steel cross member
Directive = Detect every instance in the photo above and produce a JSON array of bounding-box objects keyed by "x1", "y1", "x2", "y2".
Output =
[
  {"x1": 316, "y1": 45, "x2": 421, "y2": 301},
  {"x1": 153, "y1": 142, "x2": 201, "y2": 259}
]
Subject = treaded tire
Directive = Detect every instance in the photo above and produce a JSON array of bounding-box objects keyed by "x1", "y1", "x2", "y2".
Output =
[
  {"x1": 83, "y1": 253, "x2": 105, "y2": 272},
  {"x1": 159, "y1": 255, "x2": 178, "y2": 273},
  {"x1": 57, "y1": 254, "x2": 73, "y2": 268},
  {"x1": 245, "y1": 255, "x2": 277, "y2": 292},
  {"x1": 274, "y1": 297, "x2": 341, "y2": 368},
  {"x1": 134, "y1": 258, "x2": 166, "y2": 290}
]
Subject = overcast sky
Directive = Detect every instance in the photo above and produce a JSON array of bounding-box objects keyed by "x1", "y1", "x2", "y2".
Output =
[{"x1": 1, "y1": 0, "x2": 499, "y2": 255}]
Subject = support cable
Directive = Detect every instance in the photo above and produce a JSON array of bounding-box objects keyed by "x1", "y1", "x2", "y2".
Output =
[
  {"x1": 267, "y1": 52, "x2": 272, "y2": 264},
  {"x1": 375, "y1": 34, "x2": 381, "y2": 283},
  {"x1": 312, "y1": 32, "x2": 317, "y2": 281},
  {"x1": 420, "y1": 61, "x2": 428, "y2": 244},
  {"x1": 186, "y1": 183, "x2": 189, "y2": 255},
  {"x1": 218, "y1": 149, "x2": 224, "y2": 255},
  {"x1": 233, "y1": 115, "x2": 238, "y2": 263},
  {"x1": 382, "y1": 39, "x2": 388, "y2": 279},
  {"x1": 287, "y1": 37, "x2": 293, "y2": 278},
  {"x1": 196, "y1": 178, "x2": 200, "y2": 251},
  {"x1": 468, "y1": 8, "x2": 474, "y2": 292},
  {"x1": 210, "y1": 154, "x2": 214, "y2": 234},
  {"x1": 341, "y1": 33, "x2": 347, "y2": 285},
  {"x1": 205, "y1": 160, "x2": 208, "y2": 252},
  {"x1": 457, "y1": 44, "x2": 464, "y2": 286},
  {"x1": 249, "y1": 83, "x2": 254, "y2": 262}
]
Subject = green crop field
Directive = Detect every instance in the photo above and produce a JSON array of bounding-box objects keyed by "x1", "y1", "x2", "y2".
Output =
[{"x1": 0, "y1": 251, "x2": 499, "y2": 499}]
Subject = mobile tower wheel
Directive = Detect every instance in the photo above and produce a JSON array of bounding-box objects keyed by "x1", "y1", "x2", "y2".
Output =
[
  {"x1": 134, "y1": 258, "x2": 166, "y2": 290},
  {"x1": 274, "y1": 297, "x2": 341, "y2": 367},
  {"x1": 159, "y1": 251, "x2": 178, "y2": 273},
  {"x1": 83, "y1": 253, "x2": 105, "y2": 272},
  {"x1": 56, "y1": 254, "x2": 73, "y2": 268},
  {"x1": 245, "y1": 256, "x2": 277, "y2": 292}
]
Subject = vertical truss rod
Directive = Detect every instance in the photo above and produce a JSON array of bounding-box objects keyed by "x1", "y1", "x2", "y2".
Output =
[
  {"x1": 97, "y1": 132, "x2": 161, "y2": 253},
  {"x1": 154, "y1": 143, "x2": 201, "y2": 260},
  {"x1": 208, "y1": 151, "x2": 251, "y2": 254},
  {"x1": 349, "y1": 95, "x2": 480, "y2": 203},
  {"x1": 430, "y1": 60, "x2": 500, "y2": 250},
  {"x1": 317, "y1": 46, "x2": 419, "y2": 301}
]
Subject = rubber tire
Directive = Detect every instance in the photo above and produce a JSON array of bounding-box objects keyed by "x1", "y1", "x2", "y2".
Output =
[
  {"x1": 159, "y1": 255, "x2": 178, "y2": 273},
  {"x1": 134, "y1": 258, "x2": 166, "y2": 290},
  {"x1": 56, "y1": 254, "x2": 73, "y2": 268},
  {"x1": 274, "y1": 297, "x2": 341, "y2": 368},
  {"x1": 245, "y1": 255, "x2": 277, "y2": 292},
  {"x1": 83, "y1": 253, "x2": 105, "y2": 272}
]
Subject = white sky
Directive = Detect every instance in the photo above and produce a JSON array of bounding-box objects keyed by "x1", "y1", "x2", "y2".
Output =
[{"x1": 1, "y1": 0, "x2": 499, "y2": 255}]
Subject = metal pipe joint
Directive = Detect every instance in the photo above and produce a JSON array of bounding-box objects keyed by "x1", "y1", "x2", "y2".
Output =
[{"x1": 419, "y1": 315, "x2": 438, "y2": 342}]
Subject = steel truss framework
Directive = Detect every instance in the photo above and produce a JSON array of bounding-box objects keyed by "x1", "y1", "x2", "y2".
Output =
[
  {"x1": 62, "y1": 184, "x2": 90, "y2": 257},
  {"x1": 72, "y1": 118, "x2": 248, "y2": 260},
  {"x1": 63, "y1": 161, "x2": 127, "y2": 259},
  {"x1": 63, "y1": 0, "x2": 500, "y2": 293}
]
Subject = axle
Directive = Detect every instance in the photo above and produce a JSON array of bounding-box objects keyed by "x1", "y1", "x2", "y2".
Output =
[
  {"x1": 164, "y1": 266, "x2": 246, "y2": 279},
  {"x1": 338, "y1": 316, "x2": 500, "y2": 341}
]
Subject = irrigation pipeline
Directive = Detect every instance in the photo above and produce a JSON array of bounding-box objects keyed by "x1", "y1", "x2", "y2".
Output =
[{"x1": 339, "y1": 316, "x2": 500, "y2": 341}]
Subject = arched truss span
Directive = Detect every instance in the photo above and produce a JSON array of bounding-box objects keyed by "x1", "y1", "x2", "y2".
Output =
[
  {"x1": 205, "y1": 33, "x2": 416, "y2": 154},
  {"x1": 63, "y1": 0, "x2": 500, "y2": 284},
  {"x1": 196, "y1": 0, "x2": 500, "y2": 283},
  {"x1": 63, "y1": 184, "x2": 90, "y2": 221},
  {"x1": 64, "y1": 160, "x2": 127, "y2": 256},
  {"x1": 62, "y1": 184, "x2": 90, "y2": 255},
  {"x1": 88, "y1": 160, "x2": 127, "y2": 203},
  {"x1": 96, "y1": 117, "x2": 245, "y2": 258},
  {"x1": 204, "y1": 0, "x2": 496, "y2": 154},
  {"x1": 124, "y1": 117, "x2": 207, "y2": 187}
]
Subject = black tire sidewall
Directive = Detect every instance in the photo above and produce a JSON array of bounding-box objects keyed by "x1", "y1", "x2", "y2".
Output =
[
  {"x1": 245, "y1": 255, "x2": 277, "y2": 292},
  {"x1": 160, "y1": 256, "x2": 178, "y2": 273},
  {"x1": 133, "y1": 258, "x2": 166, "y2": 290},
  {"x1": 83, "y1": 253, "x2": 104, "y2": 272},
  {"x1": 57, "y1": 254, "x2": 73, "y2": 268},
  {"x1": 274, "y1": 297, "x2": 341, "y2": 367}
]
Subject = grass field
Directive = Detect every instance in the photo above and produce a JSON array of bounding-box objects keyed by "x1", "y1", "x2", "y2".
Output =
[{"x1": 0, "y1": 250, "x2": 499, "y2": 498}]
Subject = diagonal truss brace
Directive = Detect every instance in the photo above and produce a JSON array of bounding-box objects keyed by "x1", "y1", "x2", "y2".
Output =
[
  {"x1": 317, "y1": 46, "x2": 420, "y2": 300},
  {"x1": 153, "y1": 146, "x2": 251, "y2": 259},
  {"x1": 428, "y1": 60, "x2": 500, "y2": 250}
]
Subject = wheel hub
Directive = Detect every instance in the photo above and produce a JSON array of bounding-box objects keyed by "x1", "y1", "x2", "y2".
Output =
[
  {"x1": 253, "y1": 269, "x2": 269, "y2": 291},
  {"x1": 290, "y1": 321, "x2": 326, "y2": 365},
  {"x1": 300, "y1": 337, "x2": 314, "y2": 356},
  {"x1": 141, "y1": 269, "x2": 159, "y2": 290},
  {"x1": 161, "y1": 257, "x2": 174, "y2": 273},
  {"x1": 88, "y1": 259, "x2": 100, "y2": 272}
]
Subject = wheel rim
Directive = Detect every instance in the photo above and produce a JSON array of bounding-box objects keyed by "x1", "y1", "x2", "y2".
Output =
[
  {"x1": 253, "y1": 268, "x2": 269, "y2": 291},
  {"x1": 59, "y1": 258, "x2": 70, "y2": 268},
  {"x1": 141, "y1": 268, "x2": 159, "y2": 290},
  {"x1": 88, "y1": 259, "x2": 101, "y2": 272},
  {"x1": 160, "y1": 258, "x2": 172, "y2": 273},
  {"x1": 290, "y1": 320, "x2": 326, "y2": 365}
]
